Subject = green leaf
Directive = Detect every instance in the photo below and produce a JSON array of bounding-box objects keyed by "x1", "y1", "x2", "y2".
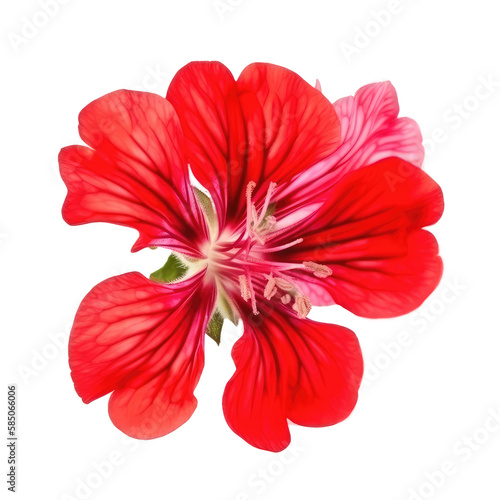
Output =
[
  {"x1": 150, "y1": 253, "x2": 187, "y2": 284},
  {"x1": 206, "y1": 310, "x2": 224, "y2": 345}
]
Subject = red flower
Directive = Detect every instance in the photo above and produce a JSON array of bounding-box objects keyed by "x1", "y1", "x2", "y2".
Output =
[{"x1": 60, "y1": 62, "x2": 443, "y2": 452}]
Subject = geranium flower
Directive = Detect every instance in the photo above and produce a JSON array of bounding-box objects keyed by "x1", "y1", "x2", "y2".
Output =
[{"x1": 60, "y1": 62, "x2": 443, "y2": 452}]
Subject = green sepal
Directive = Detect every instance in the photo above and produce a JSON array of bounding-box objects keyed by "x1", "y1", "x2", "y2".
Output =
[
  {"x1": 260, "y1": 202, "x2": 276, "y2": 225},
  {"x1": 206, "y1": 310, "x2": 224, "y2": 345},
  {"x1": 193, "y1": 187, "x2": 216, "y2": 226},
  {"x1": 149, "y1": 253, "x2": 187, "y2": 284},
  {"x1": 219, "y1": 292, "x2": 238, "y2": 326}
]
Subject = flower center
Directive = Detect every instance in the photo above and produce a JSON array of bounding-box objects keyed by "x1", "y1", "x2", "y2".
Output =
[{"x1": 204, "y1": 182, "x2": 331, "y2": 319}]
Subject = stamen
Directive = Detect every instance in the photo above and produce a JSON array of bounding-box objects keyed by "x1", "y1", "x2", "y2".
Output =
[
  {"x1": 246, "y1": 180, "x2": 256, "y2": 200},
  {"x1": 304, "y1": 261, "x2": 332, "y2": 278},
  {"x1": 238, "y1": 275, "x2": 251, "y2": 301},
  {"x1": 292, "y1": 295, "x2": 312, "y2": 319},
  {"x1": 281, "y1": 294, "x2": 292, "y2": 304},
  {"x1": 226, "y1": 182, "x2": 330, "y2": 320},
  {"x1": 256, "y1": 182, "x2": 277, "y2": 226},
  {"x1": 246, "y1": 271, "x2": 259, "y2": 315},
  {"x1": 251, "y1": 205, "x2": 259, "y2": 228},
  {"x1": 260, "y1": 224, "x2": 300, "y2": 243},
  {"x1": 275, "y1": 270, "x2": 307, "y2": 298},
  {"x1": 257, "y1": 238, "x2": 303, "y2": 253},
  {"x1": 274, "y1": 277, "x2": 295, "y2": 291},
  {"x1": 241, "y1": 258, "x2": 304, "y2": 272},
  {"x1": 246, "y1": 181, "x2": 256, "y2": 236},
  {"x1": 264, "y1": 275, "x2": 277, "y2": 300}
]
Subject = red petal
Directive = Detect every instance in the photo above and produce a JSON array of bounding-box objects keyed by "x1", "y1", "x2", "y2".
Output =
[
  {"x1": 280, "y1": 159, "x2": 444, "y2": 317},
  {"x1": 223, "y1": 309, "x2": 363, "y2": 451},
  {"x1": 69, "y1": 271, "x2": 216, "y2": 439},
  {"x1": 60, "y1": 90, "x2": 207, "y2": 256},
  {"x1": 302, "y1": 230, "x2": 443, "y2": 317},
  {"x1": 167, "y1": 62, "x2": 340, "y2": 227},
  {"x1": 237, "y1": 63, "x2": 341, "y2": 188}
]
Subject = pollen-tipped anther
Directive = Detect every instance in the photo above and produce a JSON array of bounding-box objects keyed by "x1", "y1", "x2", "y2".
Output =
[
  {"x1": 303, "y1": 261, "x2": 332, "y2": 278},
  {"x1": 292, "y1": 295, "x2": 312, "y2": 319}
]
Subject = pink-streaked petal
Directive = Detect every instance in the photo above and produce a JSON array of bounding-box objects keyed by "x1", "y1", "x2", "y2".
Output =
[
  {"x1": 275, "y1": 81, "x2": 424, "y2": 219},
  {"x1": 331, "y1": 81, "x2": 424, "y2": 171},
  {"x1": 223, "y1": 307, "x2": 363, "y2": 451},
  {"x1": 69, "y1": 271, "x2": 216, "y2": 439},
  {"x1": 60, "y1": 90, "x2": 207, "y2": 257}
]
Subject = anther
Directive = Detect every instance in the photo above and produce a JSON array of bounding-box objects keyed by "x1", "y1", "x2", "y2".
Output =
[
  {"x1": 238, "y1": 275, "x2": 251, "y2": 301},
  {"x1": 246, "y1": 181, "x2": 256, "y2": 200},
  {"x1": 292, "y1": 295, "x2": 312, "y2": 319},
  {"x1": 256, "y1": 182, "x2": 277, "y2": 226},
  {"x1": 264, "y1": 275, "x2": 277, "y2": 300},
  {"x1": 274, "y1": 277, "x2": 295, "y2": 291},
  {"x1": 246, "y1": 181, "x2": 257, "y2": 236},
  {"x1": 281, "y1": 294, "x2": 292, "y2": 304},
  {"x1": 303, "y1": 261, "x2": 333, "y2": 278}
]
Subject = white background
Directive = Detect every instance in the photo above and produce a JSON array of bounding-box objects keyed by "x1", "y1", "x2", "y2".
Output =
[{"x1": 2, "y1": 0, "x2": 500, "y2": 499}]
